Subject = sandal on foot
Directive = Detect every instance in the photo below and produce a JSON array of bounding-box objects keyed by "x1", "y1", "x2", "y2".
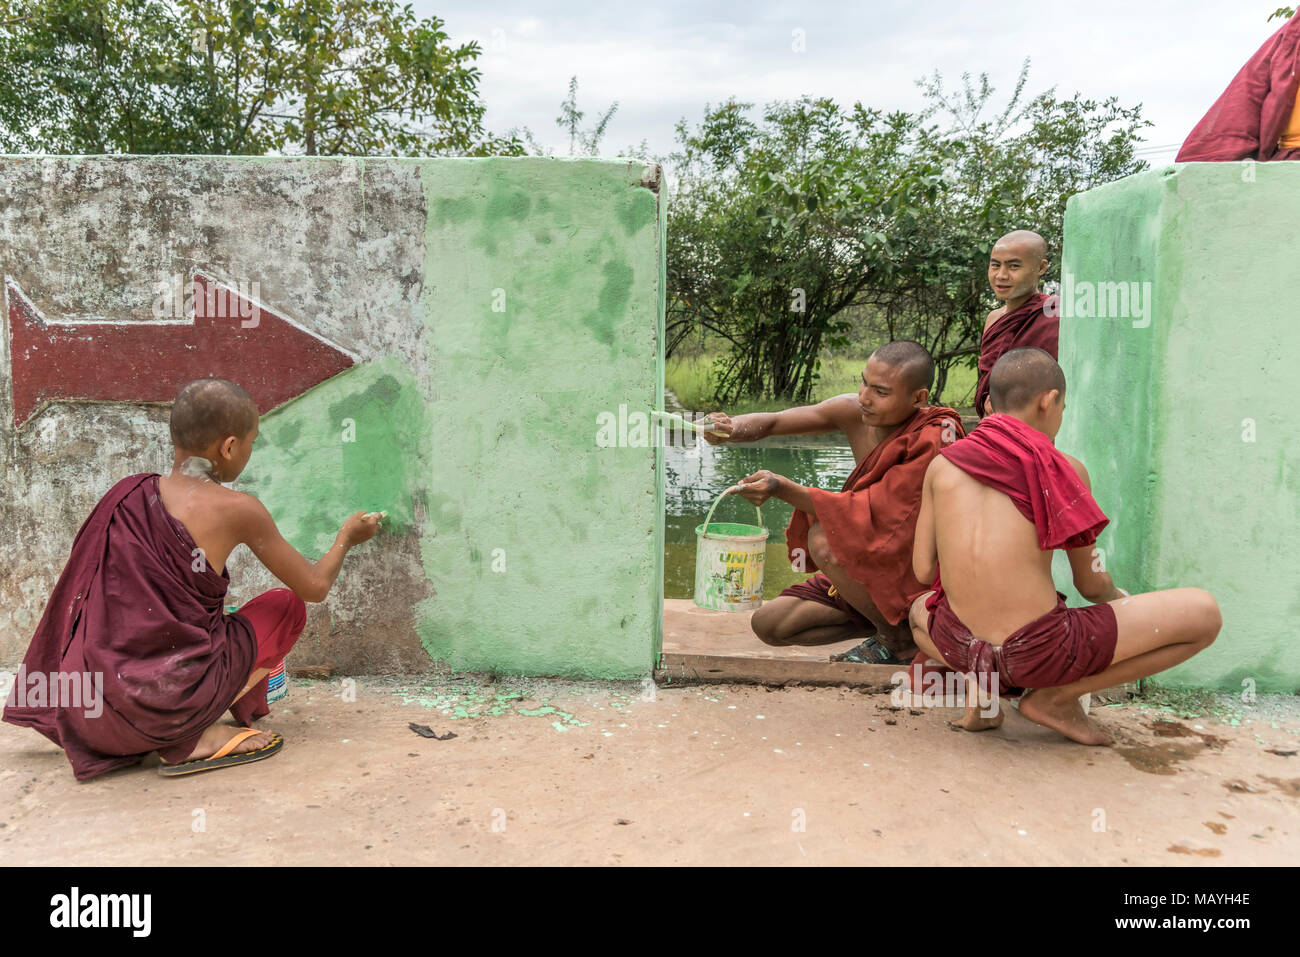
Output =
[
  {"x1": 830, "y1": 636, "x2": 904, "y2": 665},
  {"x1": 159, "y1": 728, "x2": 283, "y2": 777}
]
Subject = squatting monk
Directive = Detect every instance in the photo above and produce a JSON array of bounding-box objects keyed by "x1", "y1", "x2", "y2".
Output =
[
  {"x1": 909, "y1": 348, "x2": 1221, "y2": 744},
  {"x1": 1176, "y1": 10, "x2": 1300, "y2": 162},
  {"x1": 3, "y1": 378, "x2": 382, "y2": 779},
  {"x1": 703, "y1": 341, "x2": 964, "y2": 664},
  {"x1": 976, "y1": 230, "x2": 1059, "y2": 418}
]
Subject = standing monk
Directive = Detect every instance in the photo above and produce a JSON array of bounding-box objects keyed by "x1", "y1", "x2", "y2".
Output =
[
  {"x1": 909, "y1": 349, "x2": 1221, "y2": 744},
  {"x1": 976, "y1": 230, "x2": 1059, "y2": 418},
  {"x1": 1176, "y1": 11, "x2": 1300, "y2": 162},
  {"x1": 705, "y1": 341, "x2": 963, "y2": 664},
  {"x1": 3, "y1": 378, "x2": 382, "y2": 779}
]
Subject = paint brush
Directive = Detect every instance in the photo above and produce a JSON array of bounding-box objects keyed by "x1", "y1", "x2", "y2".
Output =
[{"x1": 650, "y1": 409, "x2": 728, "y2": 436}]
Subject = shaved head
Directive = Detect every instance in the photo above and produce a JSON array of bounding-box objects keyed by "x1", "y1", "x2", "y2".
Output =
[
  {"x1": 170, "y1": 378, "x2": 258, "y2": 452},
  {"x1": 993, "y1": 230, "x2": 1048, "y2": 261},
  {"x1": 989, "y1": 348, "x2": 1065, "y2": 413},
  {"x1": 869, "y1": 340, "x2": 934, "y2": 393}
]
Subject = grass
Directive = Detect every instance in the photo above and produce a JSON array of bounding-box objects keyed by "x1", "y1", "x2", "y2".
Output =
[{"x1": 666, "y1": 352, "x2": 978, "y2": 416}]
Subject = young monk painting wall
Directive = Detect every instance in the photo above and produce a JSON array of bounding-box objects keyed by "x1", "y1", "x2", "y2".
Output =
[{"x1": 3, "y1": 378, "x2": 382, "y2": 779}]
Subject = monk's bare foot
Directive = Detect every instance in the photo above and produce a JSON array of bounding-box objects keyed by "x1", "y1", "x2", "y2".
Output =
[
  {"x1": 1018, "y1": 689, "x2": 1112, "y2": 745},
  {"x1": 950, "y1": 702, "x2": 1005, "y2": 732},
  {"x1": 183, "y1": 723, "x2": 274, "y2": 762}
]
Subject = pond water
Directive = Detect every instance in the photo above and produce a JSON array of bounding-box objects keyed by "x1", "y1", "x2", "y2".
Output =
[{"x1": 663, "y1": 435, "x2": 856, "y2": 600}]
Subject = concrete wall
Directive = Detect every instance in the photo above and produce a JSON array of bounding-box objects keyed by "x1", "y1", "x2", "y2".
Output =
[
  {"x1": 0, "y1": 155, "x2": 666, "y2": 678},
  {"x1": 1053, "y1": 162, "x2": 1300, "y2": 692}
]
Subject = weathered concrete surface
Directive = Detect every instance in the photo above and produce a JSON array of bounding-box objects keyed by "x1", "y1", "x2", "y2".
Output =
[
  {"x1": 1055, "y1": 162, "x2": 1300, "y2": 692},
  {"x1": 1, "y1": 676, "x2": 1295, "y2": 865},
  {"x1": 0, "y1": 155, "x2": 665, "y2": 678}
]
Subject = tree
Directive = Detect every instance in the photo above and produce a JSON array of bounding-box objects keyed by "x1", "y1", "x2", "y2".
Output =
[
  {"x1": 667, "y1": 96, "x2": 946, "y2": 404},
  {"x1": 512, "y1": 75, "x2": 647, "y2": 158},
  {"x1": 0, "y1": 0, "x2": 522, "y2": 156},
  {"x1": 881, "y1": 61, "x2": 1150, "y2": 400},
  {"x1": 666, "y1": 65, "x2": 1150, "y2": 408}
]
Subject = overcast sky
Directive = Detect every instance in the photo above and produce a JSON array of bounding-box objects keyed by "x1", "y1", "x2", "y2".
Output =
[{"x1": 409, "y1": 0, "x2": 1287, "y2": 165}]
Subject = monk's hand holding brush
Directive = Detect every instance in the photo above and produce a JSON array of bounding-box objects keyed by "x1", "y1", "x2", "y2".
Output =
[
  {"x1": 340, "y1": 510, "x2": 385, "y2": 547},
  {"x1": 700, "y1": 412, "x2": 735, "y2": 445}
]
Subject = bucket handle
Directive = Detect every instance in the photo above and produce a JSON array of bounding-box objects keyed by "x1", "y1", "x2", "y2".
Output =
[{"x1": 699, "y1": 486, "x2": 764, "y2": 540}]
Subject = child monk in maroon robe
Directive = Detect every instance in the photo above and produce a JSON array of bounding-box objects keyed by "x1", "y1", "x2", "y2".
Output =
[
  {"x1": 1176, "y1": 11, "x2": 1300, "y2": 162},
  {"x1": 909, "y1": 348, "x2": 1221, "y2": 745},
  {"x1": 2, "y1": 378, "x2": 382, "y2": 779},
  {"x1": 975, "y1": 230, "x2": 1059, "y2": 418},
  {"x1": 704, "y1": 341, "x2": 964, "y2": 663}
]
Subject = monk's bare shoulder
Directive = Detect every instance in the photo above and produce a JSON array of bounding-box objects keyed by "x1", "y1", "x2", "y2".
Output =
[
  {"x1": 925, "y1": 454, "x2": 959, "y2": 486},
  {"x1": 983, "y1": 306, "x2": 1007, "y2": 332},
  {"x1": 214, "y1": 486, "x2": 275, "y2": 536},
  {"x1": 819, "y1": 393, "x2": 868, "y2": 434},
  {"x1": 1060, "y1": 452, "x2": 1092, "y2": 489}
]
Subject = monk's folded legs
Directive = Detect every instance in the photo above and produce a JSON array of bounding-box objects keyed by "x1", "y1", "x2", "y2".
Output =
[
  {"x1": 229, "y1": 588, "x2": 307, "y2": 726},
  {"x1": 807, "y1": 523, "x2": 916, "y2": 656},
  {"x1": 751, "y1": 596, "x2": 865, "y2": 646},
  {"x1": 1020, "y1": 588, "x2": 1220, "y2": 745}
]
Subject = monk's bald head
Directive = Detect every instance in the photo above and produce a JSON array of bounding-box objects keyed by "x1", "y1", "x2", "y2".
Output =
[
  {"x1": 169, "y1": 378, "x2": 258, "y2": 452},
  {"x1": 989, "y1": 230, "x2": 1049, "y2": 304},
  {"x1": 989, "y1": 348, "x2": 1065, "y2": 413},
  {"x1": 993, "y1": 230, "x2": 1047, "y2": 261},
  {"x1": 869, "y1": 340, "x2": 934, "y2": 393}
]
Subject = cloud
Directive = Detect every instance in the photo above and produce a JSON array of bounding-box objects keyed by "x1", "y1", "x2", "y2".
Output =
[{"x1": 414, "y1": 0, "x2": 1284, "y2": 163}]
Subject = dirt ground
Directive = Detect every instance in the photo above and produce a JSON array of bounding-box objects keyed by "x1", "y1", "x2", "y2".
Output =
[{"x1": 2, "y1": 673, "x2": 1296, "y2": 865}]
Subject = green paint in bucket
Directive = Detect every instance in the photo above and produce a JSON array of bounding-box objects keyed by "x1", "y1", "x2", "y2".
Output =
[{"x1": 693, "y1": 488, "x2": 768, "y2": 612}]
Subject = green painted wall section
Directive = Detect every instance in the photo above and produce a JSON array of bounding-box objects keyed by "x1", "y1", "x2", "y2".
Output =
[
  {"x1": 1055, "y1": 163, "x2": 1300, "y2": 692},
  {"x1": 414, "y1": 159, "x2": 664, "y2": 677},
  {"x1": 237, "y1": 358, "x2": 432, "y2": 555}
]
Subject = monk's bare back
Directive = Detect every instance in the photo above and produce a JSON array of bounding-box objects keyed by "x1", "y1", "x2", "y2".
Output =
[
  {"x1": 926, "y1": 456, "x2": 1060, "y2": 642},
  {"x1": 158, "y1": 472, "x2": 253, "y2": 575}
]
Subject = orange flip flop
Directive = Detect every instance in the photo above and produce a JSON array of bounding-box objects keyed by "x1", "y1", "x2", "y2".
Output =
[{"x1": 159, "y1": 728, "x2": 283, "y2": 777}]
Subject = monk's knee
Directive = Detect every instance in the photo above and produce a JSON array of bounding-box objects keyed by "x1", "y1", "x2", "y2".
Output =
[
  {"x1": 750, "y1": 605, "x2": 787, "y2": 645},
  {"x1": 1193, "y1": 589, "x2": 1222, "y2": 647},
  {"x1": 807, "y1": 526, "x2": 836, "y2": 571}
]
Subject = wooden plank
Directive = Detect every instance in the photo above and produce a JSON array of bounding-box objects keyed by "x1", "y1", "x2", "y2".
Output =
[{"x1": 655, "y1": 652, "x2": 903, "y2": 690}]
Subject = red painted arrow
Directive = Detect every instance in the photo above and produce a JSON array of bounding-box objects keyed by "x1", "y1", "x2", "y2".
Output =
[{"x1": 7, "y1": 273, "x2": 355, "y2": 426}]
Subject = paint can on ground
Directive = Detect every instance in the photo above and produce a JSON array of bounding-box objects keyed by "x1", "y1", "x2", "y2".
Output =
[
  {"x1": 266, "y1": 661, "x2": 288, "y2": 704},
  {"x1": 693, "y1": 489, "x2": 768, "y2": 612}
]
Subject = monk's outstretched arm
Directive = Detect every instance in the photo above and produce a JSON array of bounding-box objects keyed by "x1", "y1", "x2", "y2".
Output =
[
  {"x1": 703, "y1": 394, "x2": 860, "y2": 444},
  {"x1": 237, "y1": 497, "x2": 380, "y2": 602},
  {"x1": 912, "y1": 462, "x2": 938, "y2": 585}
]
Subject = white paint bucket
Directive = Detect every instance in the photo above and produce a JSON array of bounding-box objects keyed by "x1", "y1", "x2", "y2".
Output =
[{"x1": 693, "y1": 489, "x2": 768, "y2": 612}]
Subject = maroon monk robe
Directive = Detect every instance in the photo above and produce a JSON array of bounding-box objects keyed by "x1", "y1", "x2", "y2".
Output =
[
  {"x1": 1176, "y1": 12, "x2": 1300, "y2": 162},
  {"x1": 938, "y1": 413, "x2": 1108, "y2": 550},
  {"x1": 974, "y1": 292, "x2": 1059, "y2": 419},
  {"x1": 786, "y1": 405, "x2": 964, "y2": 626},
  {"x1": 3, "y1": 474, "x2": 257, "y2": 781}
]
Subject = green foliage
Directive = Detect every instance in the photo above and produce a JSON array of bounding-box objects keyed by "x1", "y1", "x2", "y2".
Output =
[
  {"x1": 1270, "y1": 7, "x2": 1296, "y2": 21},
  {"x1": 0, "y1": 0, "x2": 522, "y2": 156},
  {"x1": 667, "y1": 96, "x2": 946, "y2": 404},
  {"x1": 667, "y1": 64, "x2": 1150, "y2": 408},
  {"x1": 513, "y1": 74, "x2": 648, "y2": 159}
]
